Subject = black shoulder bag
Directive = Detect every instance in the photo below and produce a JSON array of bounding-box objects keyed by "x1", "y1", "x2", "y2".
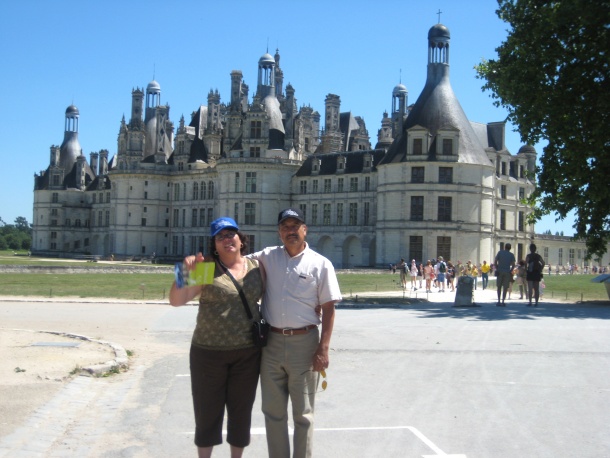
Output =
[{"x1": 218, "y1": 260, "x2": 269, "y2": 347}]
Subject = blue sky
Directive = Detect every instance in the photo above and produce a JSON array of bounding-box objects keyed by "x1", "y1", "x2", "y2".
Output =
[{"x1": 0, "y1": 0, "x2": 576, "y2": 235}]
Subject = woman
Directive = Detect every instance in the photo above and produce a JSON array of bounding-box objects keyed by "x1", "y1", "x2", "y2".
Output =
[
  {"x1": 398, "y1": 258, "x2": 407, "y2": 290},
  {"x1": 170, "y1": 217, "x2": 264, "y2": 458},
  {"x1": 446, "y1": 261, "x2": 456, "y2": 292},
  {"x1": 423, "y1": 260, "x2": 434, "y2": 293},
  {"x1": 410, "y1": 259, "x2": 418, "y2": 291},
  {"x1": 417, "y1": 263, "x2": 424, "y2": 289},
  {"x1": 525, "y1": 243, "x2": 545, "y2": 306}
]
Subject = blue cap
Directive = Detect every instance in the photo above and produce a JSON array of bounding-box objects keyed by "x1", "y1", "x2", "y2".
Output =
[{"x1": 210, "y1": 217, "x2": 239, "y2": 237}]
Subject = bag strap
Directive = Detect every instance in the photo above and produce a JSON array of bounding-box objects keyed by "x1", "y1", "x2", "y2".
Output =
[{"x1": 216, "y1": 259, "x2": 253, "y2": 321}]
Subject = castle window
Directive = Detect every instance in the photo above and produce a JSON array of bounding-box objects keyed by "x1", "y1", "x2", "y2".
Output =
[
  {"x1": 323, "y1": 204, "x2": 331, "y2": 225},
  {"x1": 208, "y1": 182, "x2": 214, "y2": 199},
  {"x1": 192, "y1": 209, "x2": 198, "y2": 227},
  {"x1": 141, "y1": 218, "x2": 147, "y2": 227},
  {"x1": 363, "y1": 202, "x2": 370, "y2": 225},
  {"x1": 193, "y1": 182, "x2": 199, "y2": 200},
  {"x1": 92, "y1": 194, "x2": 96, "y2": 204},
  {"x1": 518, "y1": 211, "x2": 525, "y2": 231},
  {"x1": 337, "y1": 203, "x2": 343, "y2": 225},
  {"x1": 365, "y1": 176, "x2": 371, "y2": 191},
  {"x1": 519, "y1": 187, "x2": 525, "y2": 200},
  {"x1": 350, "y1": 177, "x2": 358, "y2": 192},
  {"x1": 312, "y1": 180, "x2": 318, "y2": 193},
  {"x1": 246, "y1": 172, "x2": 257, "y2": 193},
  {"x1": 411, "y1": 196, "x2": 424, "y2": 221},
  {"x1": 324, "y1": 179, "x2": 331, "y2": 193},
  {"x1": 52, "y1": 192, "x2": 59, "y2": 203},
  {"x1": 501, "y1": 185, "x2": 507, "y2": 199},
  {"x1": 410, "y1": 236, "x2": 423, "y2": 263},
  {"x1": 411, "y1": 167, "x2": 425, "y2": 183},
  {"x1": 413, "y1": 138, "x2": 423, "y2": 155},
  {"x1": 311, "y1": 204, "x2": 318, "y2": 225},
  {"x1": 250, "y1": 147, "x2": 260, "y2": 157},
  {"x1": 300, "y1": 180, "x2": 307, "y2": 194},
  {"x1": 438, "y1": 197, "x2": 452, "y2": 222},
  {"x1": 235, "y1": 173, "x2": 240, "y2": 192},
  {"x1": 245, "y1": 203, "x2": 256, "y2": 225},
  {"x1": 500, "y1": 209, "x2": 506, "y2": 230},
  {"x1": 442, "y1": 138, "x2": 453, "y2": 155},
  {"x1": 337, "y1": 178, "x2": 344, "y2": 192},
  {"x1": 439, "y1": 167, "x2": 453, "y2": 184},
  {"x1": 199, "y1": 209, "x2": 205, "y2": 227},
  {"x1": 250, "y1": 120, "x2": 262, "y2": 139},
  {"x1": 349, "y1": 203, "x2": 358, "y2": 225}
]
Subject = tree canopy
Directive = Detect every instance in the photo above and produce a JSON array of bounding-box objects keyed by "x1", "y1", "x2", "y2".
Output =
[
  {"x1": 475, "y1": 0, "x2": 610, "y2": 258},
  {"x1": 0, "y1": 217, "x2": 32, "y2": 251}
]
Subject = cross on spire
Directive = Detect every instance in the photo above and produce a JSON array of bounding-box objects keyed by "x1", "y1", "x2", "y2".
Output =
[{"x1": 436, "y1": 9, "x2": 442, "y2": 23}]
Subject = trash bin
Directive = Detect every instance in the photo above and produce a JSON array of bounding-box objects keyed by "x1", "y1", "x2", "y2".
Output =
[{"x1": 453, "y1": 275, "x2": 478, "y2": 307}]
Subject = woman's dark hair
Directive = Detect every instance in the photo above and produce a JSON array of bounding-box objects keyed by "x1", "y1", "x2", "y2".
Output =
[
  {"x1": 208, "y1": 230, "x2": 248, "y2": 259},
  {"x1": 529, "y1": 243, "x2": 537, "y2": 253}
]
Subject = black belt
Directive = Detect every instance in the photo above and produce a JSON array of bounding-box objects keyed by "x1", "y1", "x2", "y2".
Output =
[{"x1": 270, "y1": 325, "x2": 317, "y2": 336}]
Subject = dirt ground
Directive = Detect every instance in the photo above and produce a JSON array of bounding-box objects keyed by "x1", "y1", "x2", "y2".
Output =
[{"x1": 0, "y1": 326, "x2": 120, "y2": 438}]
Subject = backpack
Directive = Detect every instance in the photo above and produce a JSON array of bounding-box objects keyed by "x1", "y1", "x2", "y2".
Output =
[
  {"x1": 528, "y1": 254, "x2": 545, "y2": 273},
  {"x1": 439, "y1": 262, "x2": 446, "y2": 273}
]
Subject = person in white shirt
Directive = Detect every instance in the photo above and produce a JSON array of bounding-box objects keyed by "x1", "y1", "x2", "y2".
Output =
[{"x1": 250, "y1": 208, "x2": 342, "y2": 458}]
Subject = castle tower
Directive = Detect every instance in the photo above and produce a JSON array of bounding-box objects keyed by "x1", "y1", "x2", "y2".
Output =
[
  {"x1": 257, "y1": 52, "x2": 275, "y2": 99},
  {"x1": 391, "y1": 83, "x2": 408, "y2": 137},
  {"x1": 59, "y1": 105, "x2": 82, "y2": 172},
  {"x1": 321, "y1": 94, "x2": 342, "y2": 152}
]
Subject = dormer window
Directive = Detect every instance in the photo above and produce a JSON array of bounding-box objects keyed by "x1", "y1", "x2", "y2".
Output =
[
  {"x1": 312, "y1": 158, "x2": 321, "y2": 175},
  {"x1": 336, "y1": 156, "x2": 346, "y2": 174},
  {"x1": 413, "y1": 138, "x2": 423, "y2": 155},
  {"x1": 442, "y1": 138, "x2": 452, "y2": 155},
  {"x1": 437, "y1": 128, "x2": 459, "y2": 156}
]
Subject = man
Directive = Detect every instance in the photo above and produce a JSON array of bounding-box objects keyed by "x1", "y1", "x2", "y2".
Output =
[
  {"x1": 436, "y1": 256, "x2": 446, "y2": 292},
  {"x1": 250, "y1": 208, "x2": 342, "y2": 458},
  {"x1": 494, "y1": 243, "x2": 516, "y2": 306},
  {"x1": 480, "y1": 260, "x2": 490, "y2": 290}
]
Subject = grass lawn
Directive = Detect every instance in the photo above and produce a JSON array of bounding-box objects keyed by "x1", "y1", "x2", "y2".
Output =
[{"x1": 0, "y1": 251, "x2": 607, "y2": 302}]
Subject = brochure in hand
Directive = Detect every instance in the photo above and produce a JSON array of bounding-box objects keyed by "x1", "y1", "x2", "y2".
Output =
[{"x1": 174, "y1": 261, "x2": 215, "y2": 288}]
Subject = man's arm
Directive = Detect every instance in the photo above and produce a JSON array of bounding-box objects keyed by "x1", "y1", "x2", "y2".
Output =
[{"x1": 312, "y1": 300, "x2": 336, "y2": 372}]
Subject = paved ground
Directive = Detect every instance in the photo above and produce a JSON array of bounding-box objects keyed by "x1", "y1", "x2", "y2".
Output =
[{"x1": 1, "y1": 286, "x2": 609, "y2": 457}]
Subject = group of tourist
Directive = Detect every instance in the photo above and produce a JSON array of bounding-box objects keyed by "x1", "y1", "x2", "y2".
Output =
[{"x1": 393, "y1": 243, "x2": 547, "y2": 308}]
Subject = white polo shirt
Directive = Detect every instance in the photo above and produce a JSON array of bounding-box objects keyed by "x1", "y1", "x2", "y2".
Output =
[{"x1": 250, "y1": 243, "x2": 342, "y2": 329}]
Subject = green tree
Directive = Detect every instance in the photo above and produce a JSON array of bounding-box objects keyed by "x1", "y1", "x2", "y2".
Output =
[{"x1": 475, "y1": 0, "x2": 610, "y2": 258}]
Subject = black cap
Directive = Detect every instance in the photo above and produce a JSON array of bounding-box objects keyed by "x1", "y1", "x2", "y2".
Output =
[{"x1": 278, "y1": 207, "x2": 305, "y2": 225}]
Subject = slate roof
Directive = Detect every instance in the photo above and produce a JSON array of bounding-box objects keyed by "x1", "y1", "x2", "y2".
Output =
[{"x1": 294, "y1": 149, "x2": 386, "y2": 177}]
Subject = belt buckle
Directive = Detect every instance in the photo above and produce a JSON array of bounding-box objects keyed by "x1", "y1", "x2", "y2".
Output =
[{"x1": 282, "y1": 328, "x2": 294, "y2": 336}]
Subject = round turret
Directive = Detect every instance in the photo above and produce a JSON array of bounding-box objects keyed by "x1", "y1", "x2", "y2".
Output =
[
  {"x1": 65, "y1": 105, "x2": 79, "y2": 116},
  {"x1": 428, "y1": 23, "x2": 450, "y2": 40},
  {"x1": 518, "y1": 145, "x2": 537, "y2": 155},
  {"x1": 147, "y1": 80, "x2": 161, "y2": 93},
  {"x1": 258, "y1": 53, "x2": 275, "y2": 66},
  {"x1": 393, "y1": 83, "x2": 408, "y2": 96}
]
